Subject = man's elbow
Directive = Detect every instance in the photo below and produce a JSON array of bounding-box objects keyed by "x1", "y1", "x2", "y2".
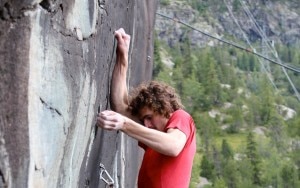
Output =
[
  {"x1": 168, "y1": 151, "x2": 180, "y2": 157},
  {"x1": 110, "y1": 103, "x2": 120, "y2": 112},
  {"x1": 165, "y1": 146, "x2": 183, "y2": 157},
  {"x1": 110, "y1": 97, "x2": 128, "y2": 113}
]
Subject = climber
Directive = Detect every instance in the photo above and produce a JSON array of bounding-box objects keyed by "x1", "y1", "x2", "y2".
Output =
[{"x1": 97, "y1": 28, "x2": 196, "y2": 188}]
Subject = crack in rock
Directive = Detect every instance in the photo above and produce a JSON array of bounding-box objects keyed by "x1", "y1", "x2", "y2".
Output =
[{"x1": 40, "y1": 97, "x2": 62, "y2": 116}]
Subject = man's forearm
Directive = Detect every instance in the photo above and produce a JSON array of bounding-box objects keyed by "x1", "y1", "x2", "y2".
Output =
[
  {"x1": 122, "y1": 117, "x2": 187, "y2": 157},
  {"x1": 110, "y1": 54, "x2": 129, "y2": 114},
  {"x1": 110, "y1": 28, "x2": 131, "y2": 116}
]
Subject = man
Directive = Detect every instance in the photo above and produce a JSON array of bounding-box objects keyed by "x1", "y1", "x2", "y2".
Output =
[{"x1": 97, "y1": 28, "x2": 196, "y2": 188}]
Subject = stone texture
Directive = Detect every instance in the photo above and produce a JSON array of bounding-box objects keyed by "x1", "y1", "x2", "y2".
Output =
[{"x1": 0, "y1": 0, "x2": 157, "y2": 187}]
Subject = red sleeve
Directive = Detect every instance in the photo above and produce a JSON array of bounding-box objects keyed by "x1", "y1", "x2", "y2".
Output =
[{"x1": 164, "y1": 110, "x2": 194, "y2": 138}]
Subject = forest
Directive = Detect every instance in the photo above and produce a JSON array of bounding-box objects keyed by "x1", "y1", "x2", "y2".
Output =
[
  {"x1": 153, "y1": 34, "x2": 300, "y2": 188},
  {"x1": 154, "y1": 0, "x2": 300, "y2": 187}
]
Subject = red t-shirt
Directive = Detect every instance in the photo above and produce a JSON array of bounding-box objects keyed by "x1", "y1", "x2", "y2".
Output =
[{"x1": 138, "y1": 110, "x2": 196, "y2": 188}]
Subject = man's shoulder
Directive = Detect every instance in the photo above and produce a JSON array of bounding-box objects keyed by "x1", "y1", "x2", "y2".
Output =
[
  {"x1": 172, "y1": 109, "x2": 191, "y2": 118},
  {"x1": 168, "y1": 109, "x2": 194, "y2": 125}
]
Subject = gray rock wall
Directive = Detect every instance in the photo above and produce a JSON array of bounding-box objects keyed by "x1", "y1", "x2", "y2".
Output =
[{"x1": 0, "y1": 0, "x2": 157, "y2": 187}]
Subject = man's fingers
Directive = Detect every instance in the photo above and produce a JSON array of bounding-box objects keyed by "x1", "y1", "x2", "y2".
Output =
[
  {"x1": 97, "y1": 110, "x2": 115, "y2": 120},
  {"x1": 114, "y1": 28, "x2": 125, "y2": 34},
  {"x1": 114, "y1": 28, "x2": 130, "y2": 43},
  {"x1": 97, "y1": 110, "x2": 124, "y2": 131},
  {"x1": 100, "y1": 110, "x2": 114, "y2": 115},
  {"x1": 99, "y1": 111, "x2": 118, "y2": 121},
  {"x1": 97, "y1": 110, "x2": 118, "y2": 125},
  {"x1": 97, "y1": 117, "x2": 116, "y2": 130},
  {"x1": 114, "y1": 28, "x2": 125, "y2": 40},
  {"x1": 100, "y1": 121, "x2": 116, "y2": 130},
  {"x1": 114, "y1": 31, "x2": 122, "y2": 41}
]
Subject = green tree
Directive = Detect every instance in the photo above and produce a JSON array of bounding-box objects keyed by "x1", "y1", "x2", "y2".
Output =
[
  {"x1": 246, "y1": 132, "x2": 261, "y2": 185},
  {"x1": 212, "y1": 145, "x2": 222, "y2": 178},
  {"x1": 281, "y1": 163, "x2": 300, "y2": 188},
  {"x1": 260, "y1": 150, "x2": 282, "y2": 188},
  {"x1": 199, "y1": 114, "x2": 218, "y2": 154},
  {"x1": 222, "y1": 159, "x2": 239, "y2": 188},
  {"x1": 287, "y1": 116, "x2": 300, "y2": 138},
  {"x1": 171, "y1": 62, "x2": 185, "y2": 96},
  {"x1": 227, "y1": 103, "x2": 244, "y2": 133},
  {"x1": 180, "y1": 34, "x2": 196, "y2": 78},
  {"x1": 214, "y1": 177, "x2": 227, "y2": 188},
  {"x1": 160, "y1": 0, "x2": 170, "y2": 6},
  {"x1": 248, "y1": 54, "x2": 258, "y2": 72},
  {"x1": 199, "y1": 53, "x2": 222, "y2": 107},
  {"x1": 290, "y1": 148, "x2": 300, "y2": 182},
  {"x1": 236, "y1": 159, "x2": 256, "y2": 188},
  {"x1": 200, "y1": 155, "x2": 215, "y2": 180},
  {"x1": 232, "y1": 0, "x2": 240, "y2": 11},
  {"x1": 237, "y1": 53, "x2": 249, "y2": 71},
  {"x1": 268, "y1": 115, "x2": 287, "y2": 152},
  {"x1": 221, "y1": 139, "x2": 233, "y2": 160},
  {"x1": 258, "y1": 75, "x2": 276, "y2": 125},
  {"x1": 182, "y1": 78, "x2": 204, "y2": 112},
  {"x1": 153, "y1": 38, "x2": 165, "y2": 78}
]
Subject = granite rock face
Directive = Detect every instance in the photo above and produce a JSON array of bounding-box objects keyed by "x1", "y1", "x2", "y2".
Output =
[{"x1": 0, "y1": 0, "x2": 157, "y2": 187}]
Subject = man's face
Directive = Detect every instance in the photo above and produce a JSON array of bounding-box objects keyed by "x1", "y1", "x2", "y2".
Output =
[{"x1": 138, "y1": 107, "x2": 169, "y2": 132}]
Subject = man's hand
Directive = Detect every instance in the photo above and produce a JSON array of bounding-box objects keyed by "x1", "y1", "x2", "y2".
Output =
[
  {"x1": 97, "y1": 110, "x2": 126, "y2": 131},
  {"x1": 114, "y1": 28, "x2": 131, "y2": 62}
]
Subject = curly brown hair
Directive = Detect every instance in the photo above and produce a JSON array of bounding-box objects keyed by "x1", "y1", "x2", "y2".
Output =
[{"x1": 129, "y1": 81, "x2": 184, "y2": 118}]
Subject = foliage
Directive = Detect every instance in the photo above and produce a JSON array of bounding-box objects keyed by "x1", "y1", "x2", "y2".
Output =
[
  {"x1": 190, "y1": 133, "x2": 204, "y2": 187},
  {"x1": 221, "y1": 139, "x2": 233, "y2": 159},
  {"x1": 287, "y1": 116, "x2": 300, "y2": 137},
  {"x1": 153, "y1": 37, "x2": 165, "y2": 78},
  {"x1": 281, "y1": 163, "x2": 300, "y2": 188},
  {"x1": 246, "y1": 132, "x2": 262, "y2": 185},
  {"x1": 160, "y1": 0, "x2": 171, "y2": 6},
  {"x1": 152, "y1": 32, "x2": 300, "y2": 187},
  {"x1": 200, "y1": 155, "x2": 215, "y2": 180}
]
